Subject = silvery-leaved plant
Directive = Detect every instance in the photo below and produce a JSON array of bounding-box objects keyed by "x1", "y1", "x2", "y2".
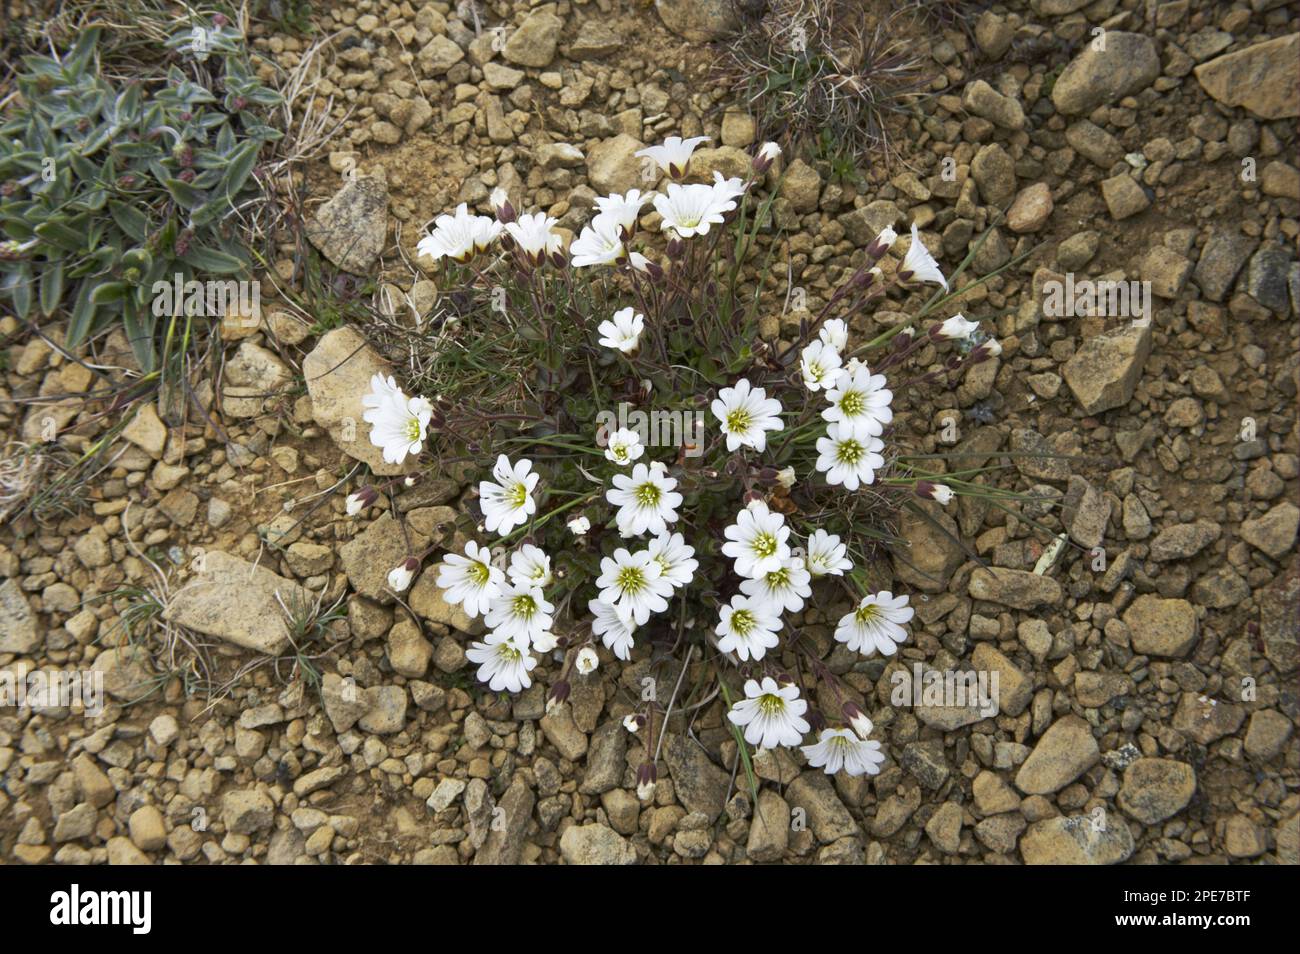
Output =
[{"x1": 348, "y1": 138, "x2": 1005, "y2": 790}]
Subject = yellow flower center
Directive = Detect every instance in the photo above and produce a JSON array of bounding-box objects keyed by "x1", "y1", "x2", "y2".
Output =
[
  {"x1": 617, "y1": 566, "x2": 646, "y2": 594},
  {"x1": 835, "y1": 438, "x2": 863, "y2": 465},
  {"x1": 855, "y1": 603, "x2": 880, "y2": 625},
  {"x1": 725, "y1": 408, "x2": 751, "y2": 434},
  {"x1": 839, "y1": 390, "x2": 865, "y2": 416},
  {"x1": 404, "y1": 416, "x2": 422, "y2": 443},
  {"x1": 511, "y1": 594, "x2": 536, "y2": 619},
  {"x1": 507, "y1": 481, "x2": 528, "y2": 508},
  {"x1": 731, "y1": 609, "x2": 755, "y2": 636},
  {"x1": 469, "y1": 561, "x2": 490, "y2": 585},
  {"x1": 757, "y1": 693, "x2": 785, "y2": 714},
  {"x1": 752, "y1": 531, "x2": 777, "y2": 558},
  {"x1": 635, "y1": 482, "x2": 661, "y2": 507}
]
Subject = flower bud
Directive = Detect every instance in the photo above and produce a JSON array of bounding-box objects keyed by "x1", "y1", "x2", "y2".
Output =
[
  {"x1": 490, "y1": 187, "x2": 515, "y2": 224},
  {"x1": 345, "y1": 485, "x2": 379, "y2": 515},
  {"x1": 546, "y1": 680, "x2": 571, "y2": 713},
  {"x1": 915, "y1": 480, "x2": 954, "y2": 505},
  {"x1": 752, "y1": 141, "x2": 782, "y2": 175},
  {"x1": 636, "y1": 762, "x2": 658, "y2": 801},
  {"x1": 842, "y1": 701, "x2": 873, "y2": 740}
]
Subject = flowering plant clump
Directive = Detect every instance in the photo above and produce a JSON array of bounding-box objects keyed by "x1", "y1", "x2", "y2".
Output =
[{"x1": 352, "y1": 137, "x2": 1002, "y2": 790}]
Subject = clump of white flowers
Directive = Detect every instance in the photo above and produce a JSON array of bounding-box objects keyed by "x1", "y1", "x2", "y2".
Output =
[{"x1": 343, "y1": 138, "x2": 998, "y2": 783}]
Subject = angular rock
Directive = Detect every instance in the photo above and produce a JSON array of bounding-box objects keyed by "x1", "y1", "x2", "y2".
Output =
[
  {"x1": 1051, "y1": 32, "x2": 1160, "y2": 115},
  {"x1": 1194, "y1": 229, "x2": 1257, "y2": 302},
  {"x1": 586, "y1": 134, "x2": 645, "y2": 195},
  {"x1": 654, "y1": 0, "x2": 738, "y2": 41},
  {"x1": 662, "y1": 732, "x2": 728, "y2": 822},
  {"x1": 969, "y1": 567, "x2": 1062, "y2": 610},
  {"x1": 1117, "y1": 758, "x2": 1196, "y2": 824},
  {"x1": 164, "y1": 550, "x2": 306, "y2": 655},
  {"x1": 474, "y1": 779, "x2": 535, "y2": 865},
  {"x1": 1194, "y1": 34, "x2": 1300, "y2": 120},
  {"x1": 892, "y1": 502, "x2": 963, "y2": 593},
  {"x1": 747, "y1": 790, "x2": 790, "y2": 863},
  {"x1": 787, "y1": 772, "x2": 859, "y2": 843},
  {"x1": 1124, "y1": 595, "x2": 1198, "y2": 658},
  {"x1": 560, "y1": 823, "x2": 637, "y2": 864},
  {"x1": 0, "y1": 577, "x2": 40, "y2": 654},
  {"x1": 305, "y1": 174, "x2": 388, "y2": 274},
  {"x1": 502, "y1": 9, "x2": 562, "y2": 68},
  {"x1": 1015, "y1": 716, "x2": 1099, "y2": 794},
  {"x1": 1240, "y1": 502, "x2": 1299, "y2": 559},
  {"x1": 338, "y1": 512, "x2": 429, "y2": 604},
  {"x1": 1061, "y1": 321, "x2": 1152, "y2": 415},
  {"x1": 1020, "y1": 816, "x2": 1134, "y2": 864}
]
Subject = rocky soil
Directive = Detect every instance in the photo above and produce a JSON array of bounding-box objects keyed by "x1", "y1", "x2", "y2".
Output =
[{"x1": 0, "y1": 0, "x2": 1297, "y2": 865}]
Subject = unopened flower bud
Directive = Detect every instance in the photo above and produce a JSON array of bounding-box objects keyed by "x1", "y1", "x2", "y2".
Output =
[
  {"x1": 546, "y1": 680, "x2": 571, "y2": 713},
  {"x1": 636, "y1": 762, "x2": 658, "y2": 801},
  {"x1": 866, "y1": 227, "x2": 898, "y2": 260},
  {"x1": 345, "y1": 485, "x2": 379, "y2": 515},
  {"x1": 490, "y1": 187, "x2": 516, "y2": 224},
  {"x1": 843, "y1": 701, "x2": 873, "y2": 740},
  {"x1": 915, "y1": 480, "x2": 954, "y2": 505},
  {"x1": 387, "y1": 556, "x2": 419, "y2": 593},
  {"x1": 753, "y1": 141, "x2": 782, "y2": 174}
]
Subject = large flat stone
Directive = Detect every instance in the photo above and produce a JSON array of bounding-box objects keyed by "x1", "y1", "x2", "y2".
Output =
[{"x1": 163, "y1": 550, "x2": 307, "y2": 654}]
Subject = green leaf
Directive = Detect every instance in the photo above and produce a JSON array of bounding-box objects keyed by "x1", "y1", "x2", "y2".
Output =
[
  {"x1": 89, "y1": 280, "x2": 127, "y2": 305},
  {"x1": 161, "y1": 177, "x2": 203, "y2": 209},
  {"x1": 34, "y1": 219, "x2": 86, "y2": 252},
  {"x1": 109, "y1": 202, "x2": 149, "y2": 242},
  {"x1": 180, "y1": 244, "x2": 245, "y2": 274},
  {"x1": 66, "y1": 280, "x2": 97, "y2": 347},
  {"x1": 221, "y1": 139, "x2": 259, "y2": 197},
  {"x1": 39, "y1": 259, "x2": 64, "y2": 314}
]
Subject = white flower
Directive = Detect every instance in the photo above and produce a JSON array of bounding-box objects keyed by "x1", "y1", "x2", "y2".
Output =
[
  {"x1": 918, "y1": 481, "x2": 954, "y2": 505},
  {"x1": 507, "y1": 543, "x2": 552, "y2": 589},
  {"x1": 593, "y1": 190, "x2": 650, "y2": 236},
  {"x1": 596, "y1": 548, "x2": 673, "y2": 625},
  {"x1": 478, "y1": 455, "x2": 539, "y2": 536},
  {"x1": 505, "y1": 211, "x2": 562, "y2": 265},
  {"x1": 776, "y1": 466, "x2": 796, "y2": 490},
  {"x1": 727, "y1": 677, "x2": 810, "y2": 750},
  {"x1": 822, "y1": 363, "x2": 893, "y2": 438},
  {"x1": 937, "y1": 313, "x2": 978, "y2": 340},
  {"x1": 361, "y1": 373, "x2": 433, "y2": 465},
  {"x1": 815, "y1": 422, "x2": 885, "y2": 491},
  {"x1": 435, "y1": 541, "x2": 505, "y2": 618},
  {"x1": 711, "y1": 378, "x2": 784, "y2": 452},
  {"x1": 805, "y1": 529, "x2": 852, "y2": 577},
  {"x1": 345, "y1": 487, "x2": 376, "y2": 515},
  {"x1": 871, "y1": 226, "x2": 898, "y2": 255},
  {"x1": 721, "y1": 500, "x2": 790, "y2": 578},
  {"x1": 570, "y1": 213, "x2": 625, "y2": 267},
  {"x1": 801, "y1": 728, "x2": 885, "y2": 777},
  {"x1": 489, "y1": 187, "x2": 513, "y2": 220},
  {"x1": 754, "y1": 141, "x2": 781, "y2": 169},
  {"x1": 715, "y1": 595, "x2": 782, "y2": 661},
  {"x1": 466, "y1": 636, "x2": 536, "y2": 693},
  {"x1": 417, "y1": 203, "x2": 501, "y2": 263},
  {"x1": 532, "y1": 631, "x2": 559, "y2": 653},
  {"x1": 844, "y1": 703, "x2": 873, "y2": 741},
  {"x1": 623, "y1": 713, "x2": 641, "y2": 732},
  {"x1": 710, "y1": 170, "x2": 747, "y2": 209},
  {"x1": 597, "y1": 306, "x2": 645, "y2": 354},
  {"x1": 387, "y1": 558, "x2": 418, "y2": 593},
  {"x1": 604, "y1": 427, "x2": 645, "y2": 466},
  {"x1": 606, "y1": 462, "x2": 682, "y2": 537},
  {"x1": 739, "y1": 557, "x2": 812, "y2": 614},
  {"x1": 834, "y1": 591, "x2": 914, "y2": 657},
  {"x1": 635, "y1": 135, "x2": 710, "y2": 178},
  {"x1": 567, "y1": 515, "x2": 591, "y2": 537},
  {"x1": 800, "y1": 339, "x2": 843, "y2": 392},
  {"x1": 647, "y1": 531, "x2": 698, "y2": 589},
  {"x1": 590, "y1": 597, "x2": 637, "y2": 660},
  {"x1": 485, "y1": 583, "x2": 554, "y2": 649},
  {"x1": 653, "y1": 182, "x2": 732, "y2": 239},
  {"x1": 818, "y1": 318, "x2": 848, "y2": 353},
  {"x1": 575, "y1": 646, "x2": 600, "y2": 675},
  {"x1": 982, "y1": 338, "x2": 1003, "y2": 357},
  {"x1": 900, "y1": 222, "x2": 948, "y2": 290}
]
